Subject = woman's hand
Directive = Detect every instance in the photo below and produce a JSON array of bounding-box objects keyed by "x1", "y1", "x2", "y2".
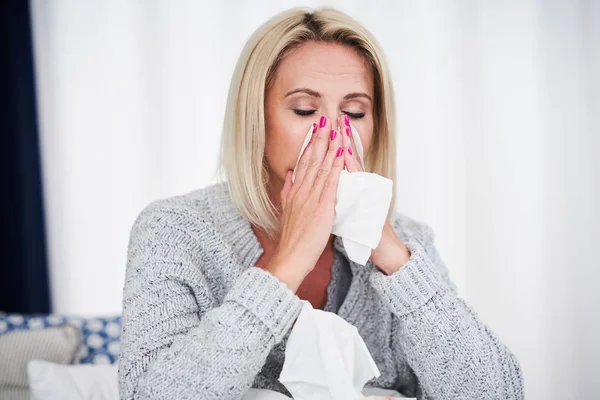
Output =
[
  {"x1": 340, "y1": 114, "x2": 411, "y2": 275},
  {"x1": 266, "y1": 116, "x2": 345, "y2": 292}
]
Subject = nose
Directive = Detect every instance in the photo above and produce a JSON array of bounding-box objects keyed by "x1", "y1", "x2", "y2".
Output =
[{"x1": 320, "y1": 109, "x2": 343, "y2": 130}]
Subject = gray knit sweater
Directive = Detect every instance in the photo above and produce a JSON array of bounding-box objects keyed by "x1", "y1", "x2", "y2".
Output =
[{"x1": 118, "y1": 182, "x2": 523, "y2": 400}]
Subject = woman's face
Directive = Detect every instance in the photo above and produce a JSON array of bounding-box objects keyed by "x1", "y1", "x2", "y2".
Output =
[{"x1": 264, "y1": 41, "x2": 374, "y2": 196}]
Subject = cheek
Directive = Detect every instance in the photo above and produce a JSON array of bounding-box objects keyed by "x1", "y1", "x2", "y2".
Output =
[
  {"x1": 352, "y1": 118, "x2": 374, "y2": 154},
  {"x1": 265, "y1": 114, "x2": 314, "y2": 174}
]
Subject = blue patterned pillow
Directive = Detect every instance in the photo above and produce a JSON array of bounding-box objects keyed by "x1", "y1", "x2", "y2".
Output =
[{"x1": 0, "y1": 313, "x2": 121, "y2": 364}]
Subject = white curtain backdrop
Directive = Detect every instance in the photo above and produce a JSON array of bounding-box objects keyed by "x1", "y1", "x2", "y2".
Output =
[{"x1": 30, "y1": 1, "x2": 599, "y2": 398}]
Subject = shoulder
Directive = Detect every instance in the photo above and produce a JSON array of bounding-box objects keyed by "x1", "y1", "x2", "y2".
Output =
[
  {"x1": 125, "y1": 182, "x2": 250, "y2": 292},
  {"x1": 390, "y1": 212, "x2": 436, "y2": 249},
  {"x1": 127, "y1": 182, "x2": 250, "y2": 262},
  {"x1": 130, "y1": 182, "x2": 235, "y2": 236}
]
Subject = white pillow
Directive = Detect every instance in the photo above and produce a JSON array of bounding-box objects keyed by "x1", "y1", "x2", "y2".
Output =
[
  {"x1": 0, "y1": 325, "x2": 80, "y2": 400},
  {"x1": 27, "y1": 360, "x2": 118, "y2": 400},
  {"x1": 27, "y1": 361, "x2": 411, "y2": 400}
]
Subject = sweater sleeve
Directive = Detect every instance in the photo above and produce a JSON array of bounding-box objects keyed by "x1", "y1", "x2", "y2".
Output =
[
  {"x1": 118, "y1": 204, "x2": 302, "y2": 400},
  {"x1": 369, "y1": 221, "x2": 524, "y2": 399}
]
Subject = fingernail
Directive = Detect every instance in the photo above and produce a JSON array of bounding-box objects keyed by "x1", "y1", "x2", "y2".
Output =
[
  {"x1": 346, "y1": 127, "x2": 351, "y2": 137},
  {"x1": 336, "y1": 147, "x2": 343, "y2": 157},
  {"x1": 348, "y1": 147, "x2": 353, "y2": 155},
  {"x1": 344, "y1": 114, "x2": 349, "y2": 126},
  {"x1": 330, "y1": 129, "x2": 336, "y2": 140},
  {"x1": 319, "y1": 116, "x2": 327, "y2": 128},
  {"x1": 312, "y1": 123, "x2": 317, "y2": 134}
]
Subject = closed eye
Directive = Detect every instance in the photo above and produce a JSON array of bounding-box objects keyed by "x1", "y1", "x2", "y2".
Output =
[
  {"x1": 345, "y1": 112, "x2": 365, "y2": 119},
  {"x1": 293, "y1": 109, "x2": 316, "y2": 116},
  {"x1": 293, "y1": 109, "x2": 365, "y2": 119}
]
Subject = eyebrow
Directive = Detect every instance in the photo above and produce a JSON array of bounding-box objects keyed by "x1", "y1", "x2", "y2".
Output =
[{"x1": 284, "y1": 88, "x2": 372, "y2": 103}]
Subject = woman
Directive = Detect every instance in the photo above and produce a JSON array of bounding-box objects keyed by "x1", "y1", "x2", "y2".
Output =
[{"x1": 118, "y1": 7, "x2": 523, "y2": 400}]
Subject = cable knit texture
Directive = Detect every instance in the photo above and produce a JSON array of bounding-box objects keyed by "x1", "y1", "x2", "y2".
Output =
[{"x1": 118, "y1": 183, "x2": 523, "y2": 400}]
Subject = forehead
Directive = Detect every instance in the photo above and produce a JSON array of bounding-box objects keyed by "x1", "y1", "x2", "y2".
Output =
[{"x1": 272, "y1": 41, "x2": 373, "y2": 93}]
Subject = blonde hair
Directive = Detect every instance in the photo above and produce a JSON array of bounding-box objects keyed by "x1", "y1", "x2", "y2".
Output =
[{"x1": 219, "y1": 6, "x2": 397, "y2": 238}]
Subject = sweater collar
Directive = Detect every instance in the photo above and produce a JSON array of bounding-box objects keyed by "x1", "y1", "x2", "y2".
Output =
[
  {"x1": 213, "y1": 182, "x2": 264, "y2": 268},
  {"x1": 333, "y1": 236, "x2": 366, "y2": 276}
]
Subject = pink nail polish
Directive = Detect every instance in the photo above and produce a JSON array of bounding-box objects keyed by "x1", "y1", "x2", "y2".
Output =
[
  {"x1": 312, "y1": 123, "x2": 317, "y2": 134},
  {"x1": 336, "y1": 147, "x2": 343, "y2": 157},
  {"x1": 348, "y1": 147, "x2": 353, "y2": 155},
  {"x1": 330, "y1": 129, "x2": 336, "y2": 140},
  {"x1": 319, "y1": 116, "x2": 327, "y2": 128},
  {"x1": 344, "y1": 114, "x2": 349, "y2": 126},
  {"x1": 346, "y1": 127, "x2": 351, "y2": 137}
]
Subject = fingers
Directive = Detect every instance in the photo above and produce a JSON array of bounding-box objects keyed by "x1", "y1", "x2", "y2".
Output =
[
  {"x1": 291, "y1": 122, "x2": 318, "y2": 190},
  {"x1": 341, "y1": 116, "x2": 364, "y2": 172},
  {"x1": 312, "y1": 116, "x2": 343, "y2": 197},
  {"x1": 280, "y1": 170, "x2": 293, "y2": 207},
  {"x1": 297, "y1": 116, "x2": 332, "y2": 194},
  {"x1": 319, "y1": 143, "x2": 344, "y2": 208},
  {"x1": 319, "y1": 122, "x2": 345, "y2": 208}
]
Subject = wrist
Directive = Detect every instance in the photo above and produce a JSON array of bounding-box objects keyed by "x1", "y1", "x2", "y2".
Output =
[
  {"x1": 372, "y1": 223, "x2": 411, "y2": 275},
  {"x1": 265, "y1": 256, "x2": 310, "y2": 293},
  {"x1": 377, "y1": 242, "x2": 411, "y2": 275}
]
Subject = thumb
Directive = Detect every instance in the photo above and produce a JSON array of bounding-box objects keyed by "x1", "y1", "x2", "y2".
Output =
[{"x1": 280, "y1": 170, "x2": 293, "y2": 206}]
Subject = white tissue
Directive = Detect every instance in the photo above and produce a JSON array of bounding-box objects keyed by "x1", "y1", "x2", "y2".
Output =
[
  {"x1": 242, "y1": 388, "x2": 411, "y2": 400},
  {"x1": 242, "y1": 388, "x2": 293, "y2": 400},
  {"x1": 279, "y1": 301, "x2": 381, "y2": 400},
  {"x1": 291, "y1": 123, "x2": 393, "y2": 265}
]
